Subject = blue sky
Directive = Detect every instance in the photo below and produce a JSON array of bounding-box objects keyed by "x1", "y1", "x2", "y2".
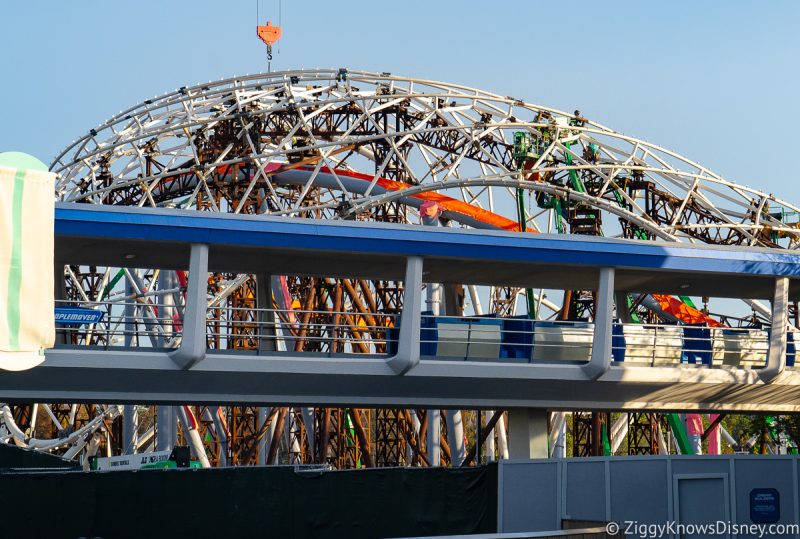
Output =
[{"x1": 2, "y1": 1, "x2": 799, "y2": 201}]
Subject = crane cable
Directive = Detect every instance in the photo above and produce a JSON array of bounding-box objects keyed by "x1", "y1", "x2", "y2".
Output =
[{"x1": 256, "y1": 0, "x2": 282, "y2": 71}]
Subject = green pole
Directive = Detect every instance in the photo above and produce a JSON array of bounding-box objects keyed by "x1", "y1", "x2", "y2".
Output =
[
  {"x1": 666, "y1": 413, "x2": 694, "y2": 455},
  {"x1": 515, "y1": 186, "x2": 537, "y2": 319}
]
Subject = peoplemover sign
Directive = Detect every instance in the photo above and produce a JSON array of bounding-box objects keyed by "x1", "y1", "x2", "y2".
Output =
[{"x1": 54, "y1": 307, "x2": 104, "y2": 326}]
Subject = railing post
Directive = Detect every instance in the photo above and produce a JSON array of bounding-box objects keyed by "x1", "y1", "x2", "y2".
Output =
[
  {"x1": 584, "y1": 267, "x2": 614, "y2": 380},
  {"x1": 54, "y1": 262, "x2": 68, "y2": 345},
  {"x1": 169, "y1": 243, "x2": 209, "y2": 370},
  {"x1": 762, "y1": 276, "x2": 788, "y2": 382},
  {"x1": 387, "y1": 256, "x2": 423, "y2": 375}
]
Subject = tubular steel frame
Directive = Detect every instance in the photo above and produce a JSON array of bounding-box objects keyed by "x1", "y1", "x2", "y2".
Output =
[{"x1": 5, "y1": 68, "x2": 800, "y2": 465}]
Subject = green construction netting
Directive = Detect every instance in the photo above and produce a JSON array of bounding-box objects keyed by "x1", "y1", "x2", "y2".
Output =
[{"x1": 0, "y1": 463, "x2": 497, "y2": 538}]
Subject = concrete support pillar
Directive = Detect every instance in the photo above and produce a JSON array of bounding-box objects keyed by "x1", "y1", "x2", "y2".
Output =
[
  {"x1": 256, "y1": 274, "x2": 276, "y2": 353},
  {"x1": 762, "y1": 276, "x2": 789, "y2": 382},
  {"x1": 387, "y1": 256, "x2": 423, "y2": 375},
  {"x1": 170, "y1": 243, "x2": 209, "y2": 369},
  {"x1": 427, "y1": 409, "x2": 441, "y2": 466},
  {"x1": 508, "y1": 408, "x2": 549, "y2": 459},
  {"x1": 584, "y1": 267, "x2": 614, "y2": 380}
]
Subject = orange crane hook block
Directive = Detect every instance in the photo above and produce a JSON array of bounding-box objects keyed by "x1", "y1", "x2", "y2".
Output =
[{"x1": 257, "y1": 21, "x2": 282, "y2": 48}]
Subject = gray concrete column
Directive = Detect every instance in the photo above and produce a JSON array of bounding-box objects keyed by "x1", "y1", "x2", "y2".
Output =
[
  {"x1": 387, "y1": 256, "x2": 423, "y2": 375},
  {"x1": 170, "y1": 243, "x2": 209, "y2": 369},
  {"x1": 763, "y1": 276, "x2": 789, "y2": 382},
  {"x1": 508, "y1": 408, "x2": 548, "y2": 459},
  {"x1": 584, "y1": 267, "x2": 614, "y2": 380}
]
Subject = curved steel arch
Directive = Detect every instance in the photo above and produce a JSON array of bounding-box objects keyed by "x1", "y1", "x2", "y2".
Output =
[
  {"x1": 10, "y1": 68, "x2": 797, "y2": 466},
  {"x1": 52, "y1": 68, "x2": 800, "y2": 248}
]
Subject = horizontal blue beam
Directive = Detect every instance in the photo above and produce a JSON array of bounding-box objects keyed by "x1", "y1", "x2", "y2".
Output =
[{"x1": 54, "y1": 204, "x2": 800, "y2": 278}]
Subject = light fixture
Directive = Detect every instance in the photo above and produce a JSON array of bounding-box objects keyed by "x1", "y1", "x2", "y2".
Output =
[
  {"x1": 124, "y1": 254, "x2": 136, "y2": 260},
  {"x1": 680, "y1": 283, "x2": 690, "y2": 289}
]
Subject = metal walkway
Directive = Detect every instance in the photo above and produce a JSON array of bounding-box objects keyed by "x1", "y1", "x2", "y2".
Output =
[{"x1": 2, "y1": 204, "x2": 799, "y2": 411}]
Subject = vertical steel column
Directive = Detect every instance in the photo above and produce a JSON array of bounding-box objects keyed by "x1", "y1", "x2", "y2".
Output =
[
  {"x1": 122, "y1": 282, "x2": 137, "y2": 454},
  {"x1": 443, "y1": 283, "x2": 466, "y2": 465},
  {"x1": 156, "y1": 405, "x2": 173, "y2": 451},
  {"x1": 445, "y1": 409, "x2": 466, "y2": 466},
  {"x1": 122, "y1": 407, "x2": 137, "y2": 454},
  {"x1": 256, "y1": 273, "x2": 276, "y2": 353},
  {"x1": 258, "y1": 406, "x2": 270, "y2": 464},
  {"x1": 484, "y1": 410, "x2": 496, "y2": 461},
  {"x1": 211, "y1": 407, "x2": 229, "y2": 466},
  {"x1": 427, "y1": 409, "x2": 441, "y2": 466}
]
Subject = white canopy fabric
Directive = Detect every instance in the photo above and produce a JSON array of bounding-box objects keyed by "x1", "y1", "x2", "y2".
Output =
[{"x1": 0, "y1": 165, "x2": 54, "y2": 370}]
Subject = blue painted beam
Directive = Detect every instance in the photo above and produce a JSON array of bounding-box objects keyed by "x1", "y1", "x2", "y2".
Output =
[{"x1": 54, "y1": 204, "x2": 800, "y2": 278}]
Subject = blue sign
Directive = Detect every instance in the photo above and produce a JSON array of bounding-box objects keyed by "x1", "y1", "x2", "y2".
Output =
[
  {"x1": 55, "y1": 307, "x2": 104, "y2": 326},
  {"x1": 750, "y1": 488, "x2": 780, "y2": 524}
]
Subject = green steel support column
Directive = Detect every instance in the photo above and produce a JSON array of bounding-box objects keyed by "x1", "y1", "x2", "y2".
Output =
[
  {"x1": 666, "y1": 413, "x2": 694, "y2": 455},
  {"x1": 515, "y1": 187, "x2": 537, "y2": 319}
]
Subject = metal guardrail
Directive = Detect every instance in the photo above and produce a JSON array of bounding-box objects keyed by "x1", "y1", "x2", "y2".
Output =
[
  {"x1": 417, "y1": 315, "x2": 789, "y2": 369},
  {"x1": 54, "y1": 303, "x2": 794, "y2": 369},
  {"x1": 205, "y1": 306, "x2": 398, "y2": 354},
  {"x1": 55, "y1": 300, "x2": 183, "y2": 349}
]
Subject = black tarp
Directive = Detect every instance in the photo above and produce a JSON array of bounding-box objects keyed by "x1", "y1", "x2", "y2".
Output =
[
  {"x1": 0, "y1": 443, "x2": 80, "y2": 470},
  {"x1": 0, "y1": 463, "x2": 497, "y2": 538}
]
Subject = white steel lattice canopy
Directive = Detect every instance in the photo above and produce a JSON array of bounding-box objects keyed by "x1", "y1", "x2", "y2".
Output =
[{"x1": 51, "y1": 68, "x2": 800, "y2": 247}]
